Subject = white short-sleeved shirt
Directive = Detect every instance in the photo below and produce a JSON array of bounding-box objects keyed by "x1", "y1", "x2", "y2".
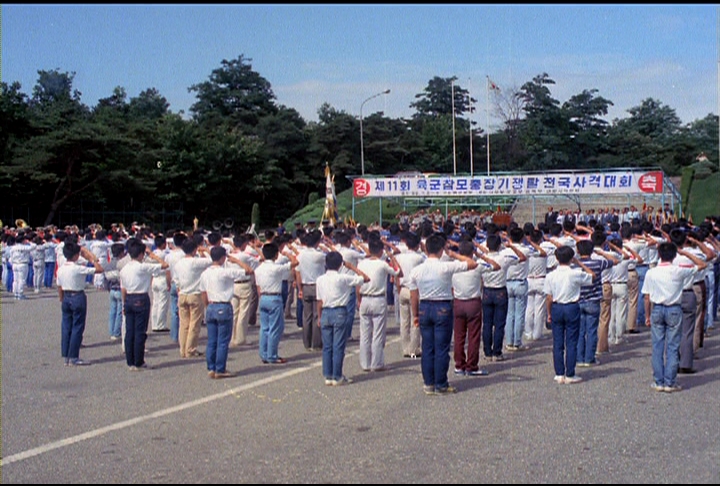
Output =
[
  {"x1": 254, "y1": 260, "x2": 291, "y2": 294},
  {"x1": 57, "y1": 261, "x2": 96, "y2": 291},
  {"x1": 607, "y1": 254, "x2": 631, "y2": 284},
  {"x1": 642, "y1": 262, "x2": 696, "y2": 306},
  {"x1": 199, "y1": 265, "x2": 247, "y2": 302},
  {"x1": 480, "y1": 251, "x2": 520, "y2": 289},
  {"x1": 503, "y1": 245, "x2": 533, "y2": 281},
  {"x1": 541, "y1": 241, "x2": 558, "y2": 271},
  {"x1": 316, "y1": 270, "x2": 365, "y2": 308},
  {"x1": 120, "y1": 260, "x2": 166, "y2": 294},
  {"x1": 173, "y1": 256, "x2": 213, "y2": 294},
  {"x1": 338, "y1": 246, "x2": 365, "y2": 275},
  {"x1": 543, "y1": 265, "x2": 592, "y2": 304},
  {"x1": 673, "y1": 250, "x2": 706, "y2": 286},
  {"x1": 452, "y1": 260, "x2": 492, "y2": 300},
  {"x1": 407, "y1": 257, "x2": 468, "y2": 301},
  {"x1": 165, "y1": 248, "x2": 185, "y2": 281},
  {"x1": 296, "y1": 247, "x2": 327, "y2": 284},
  {"x1": 228, "y1": 250, "x2": 259, "y2": 283},
  {"x1": 358, "y1": 258, "x2": 398, "y2": 296},
  {"x1": 395, "y1": 251, "x2": 426, "y2": 288}
]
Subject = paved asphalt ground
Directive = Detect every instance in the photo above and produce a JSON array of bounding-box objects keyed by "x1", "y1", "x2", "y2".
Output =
[{"x1": 1, "y1": 288, "x2": 719, "y2": 483}]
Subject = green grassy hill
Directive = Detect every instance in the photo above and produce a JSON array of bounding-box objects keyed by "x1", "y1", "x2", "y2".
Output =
[{"x1": 686, "y1": 171, "x2": 720, "y2": 222}]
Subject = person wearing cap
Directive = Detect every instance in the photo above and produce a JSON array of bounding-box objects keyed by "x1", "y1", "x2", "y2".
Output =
[{"x1": 292, "y1": 222, "x2": 303, "y2": 239}]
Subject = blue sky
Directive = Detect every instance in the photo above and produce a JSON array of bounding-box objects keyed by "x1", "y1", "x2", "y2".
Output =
[{"x1": 1, "y1": 4, "x2": 717, "y2": 131}]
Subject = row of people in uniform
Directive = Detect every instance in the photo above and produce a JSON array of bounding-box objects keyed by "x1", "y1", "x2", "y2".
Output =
[{"x1": 5, "y1": 214, "x2": 720, "y2": 394}]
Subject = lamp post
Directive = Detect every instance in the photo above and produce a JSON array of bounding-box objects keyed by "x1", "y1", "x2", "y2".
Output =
[{"x1": 360, "y1": 89, "x2": 390, "y2": 175}]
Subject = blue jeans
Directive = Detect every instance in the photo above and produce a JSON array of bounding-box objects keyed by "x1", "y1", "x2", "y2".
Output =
[
  {"x1": 205, "y1": 303, "x2": 233, "y2": 373},
  {"x1": 577, "y1": 300, "x2": 600, "y2": 364},
  {"x1": 321, "y1": 307, "x2": 348, "y2": 380},
  {"x1": 505, "y1": 280, "x2": 528, "y2": 347},
  {"x1": 124, "y1": 293, "x2": 150, "y2": 367},
  {"x1": 482, "y1": 287, "x2": 508, "y2": 357},
  {"x1": 344, "y1": 287, "x2": 357, "y2": 340},
  {"x1": 259, "y1": 295, "x2": 285, "y2": 362},
  {"x1": 551, "y1": 302, "x2": 581, "y2": 377},
  {"x1": 44, "y1": 261, "x2": 55, "y2": 287},
  {"x1": 635, "y1": 266, "x2": 649, "y2": 325},
  {"x1": 418, "y1": 300, "x2": 454, "y2": 389},
  {"x1": 650, "y1": 304, "x2": 682, "y2": 387},
  {"x1": 5, "y1": 262, "x2": 13, "y2": 292},
  {"x1": 296, "y1": 287, "x2": 304, "y2": 328},
  {"x1": 281, "y1": 280, "x2": 289, "y2": 309},
  {"x1": 61, "y1": 292, "x2": 87, "y2": 360},
  {"x1": 170, "y1": 282, "x2": 179, "y2": 342},
  {"x1": 108, "y1": 289, "x2": 123, "y2": 338}
]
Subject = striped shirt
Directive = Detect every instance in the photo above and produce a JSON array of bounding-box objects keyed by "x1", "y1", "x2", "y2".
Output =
[{"x1": 578, "y1": 255, "x2": 614, "y2": 302}]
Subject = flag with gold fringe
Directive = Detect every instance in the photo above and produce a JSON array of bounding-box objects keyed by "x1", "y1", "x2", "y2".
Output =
[{"x1": 321, "y1": 162, "x2": 340, "y2": 226}]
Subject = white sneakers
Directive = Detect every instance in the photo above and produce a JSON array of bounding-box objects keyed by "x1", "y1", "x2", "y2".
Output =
[{"x1": 554, "y1": 375, "x2": 583, "y2": 384}]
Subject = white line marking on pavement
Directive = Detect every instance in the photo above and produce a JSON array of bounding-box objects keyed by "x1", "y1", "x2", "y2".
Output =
[{"x1": 1, "y1": 336, "x2": 402, "y2": 466}]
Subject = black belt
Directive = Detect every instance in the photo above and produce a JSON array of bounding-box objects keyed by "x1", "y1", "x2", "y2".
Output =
[
  {"x1": 63, "y1": 290, "x2": 84, "y2": 295},
  {"x1": 612, "y1": 282, "x2": 627, "y2": 285},
  {"x1": 360, "y1": 293, "x2": 385, "y2": 298},
  {"x1": 485, "y1": 286, "x2": 506, "y2": 290},
  {"x1": 208, "y1": 301, "x2": 232, "y2": 305},
  {"x1": 554, "y1": 301, "x2": 579, "y2": 305},
  {"x1": 323, "y1": 306, "x2": 344, "y2": 309},
  {"x1": 653, "y1": 303, "x2": 680, "y2": 307},
  {"x1": 527, "y1": 275, "x2": 546, "y2": 279},
  {"x1": 506, "y1": 279, "x2": 526, "y2": 282},
  {"x1": 262, "y1": 292, "x2": 281, "y2": 296},
  {"x1": 302, "y1": 283, "x2": 316, "y2": 286},
  {"x1": 420, "y1": 299, "x2": 452, "y2": 304},
  {"x1": 683, "y1": 289, "x2": 694, "y2": 293},
  {"x1": 234, "y1": 280, "x2": 251, "y2": 284}
]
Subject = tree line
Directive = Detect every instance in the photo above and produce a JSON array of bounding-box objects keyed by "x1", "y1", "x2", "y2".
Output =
[{"x1": 1, "y1": 54, "x2": 717, "y2": 229}]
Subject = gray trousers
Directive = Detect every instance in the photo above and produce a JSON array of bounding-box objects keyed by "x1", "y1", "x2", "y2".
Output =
[
  {"x1": 358, "y1": 296, "x2": 388, "y2": 370},
  {"x1": 302, "y1": 284, "x2": 322, "y2": 350},
  {"x1": 679, "y1": 289, "x2": 697, "y2": 369}
]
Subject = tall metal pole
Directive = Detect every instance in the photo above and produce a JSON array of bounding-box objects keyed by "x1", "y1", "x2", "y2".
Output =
[
  {"x1": 468, "y1": 78, "x2": 474, "y2": 176},
  {"x1": 486, "y1": 76, "x2": 491, "y2": 176},
  {"x1": 360, "y1": 89, "x2": 391, "y2": 176},
  {"x1": 452, "y1": 79, "x2": 457, "y2": 175}
]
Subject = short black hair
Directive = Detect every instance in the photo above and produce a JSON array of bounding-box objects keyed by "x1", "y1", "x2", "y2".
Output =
[
  {"x1": 555, "y1": 245, "x2": 574, "y2": 264},
  {"x1": 425, "y1": 234, "x2": 445, "y2": 255},
  {"x1": 262, "y1": 243, "x2": 279, "y2": 260},
  {"x1": 207, "y1": 232, "x2": 222, "y2": 246},
  {"x1": 182, "y1": 239, "x2": 198, "y2": 255},
  {"x1": 657, "y1": 242, "x2": 678, "y2": 262},
  {"x1": 485, "y1": 234, "x2": 501, "y2": 252},
  {"x1": 127, "y1": 239, "x2": 145, "y2": 260},
  {"x1": 111, "y1": 243, "x2": 126, "y2": 258},
  {"x1": 63, "y1": 241, "x2": 81, "y2": 260},
  {"x1": 576, "y1": 239, "x2": 594, "y2": 256},
  {"x1": 368, "y1": 238, "x2": 384, "y2": 256},
  {"x1": 325, "y1": 251, "x2": 343, "y2": 271},
  {"x1": 210, "y1": 246, "x2": 226, "y2": 262}
]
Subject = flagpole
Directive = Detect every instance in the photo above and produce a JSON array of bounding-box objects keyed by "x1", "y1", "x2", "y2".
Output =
[
  {"x1": 451, "y1": 79, "x2": 457, "y2": 175},
  {"x1": 486, "y1": 76, "x2": 490, "y2": 176},
  {"x1": 468, "y1": 78, "x2": 473, "y2": 176}
]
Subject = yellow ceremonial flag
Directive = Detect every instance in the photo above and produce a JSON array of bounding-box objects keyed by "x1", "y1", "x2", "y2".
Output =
[{"x1": 321, "y1": 163, "x2": 339, "y2": 225}]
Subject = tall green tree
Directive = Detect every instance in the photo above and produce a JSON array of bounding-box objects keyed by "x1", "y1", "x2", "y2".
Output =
[{"x1": 188, "y1": 54, "x2": 277, "y2": 131}]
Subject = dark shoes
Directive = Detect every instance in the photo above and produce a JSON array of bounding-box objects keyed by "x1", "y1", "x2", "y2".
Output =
[{"x1": 678, "y1": 367, "x2": 697, "y2": 374}]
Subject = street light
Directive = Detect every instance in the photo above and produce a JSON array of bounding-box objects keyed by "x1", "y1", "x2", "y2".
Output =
[{"x1": 360, "y1": 89, "x2": 390, "y2": 175}]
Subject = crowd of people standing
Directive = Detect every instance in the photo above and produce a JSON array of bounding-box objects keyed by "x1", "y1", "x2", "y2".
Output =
[{"x1": 2, "y1": 207, "x2": 719, "y2": 394}]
